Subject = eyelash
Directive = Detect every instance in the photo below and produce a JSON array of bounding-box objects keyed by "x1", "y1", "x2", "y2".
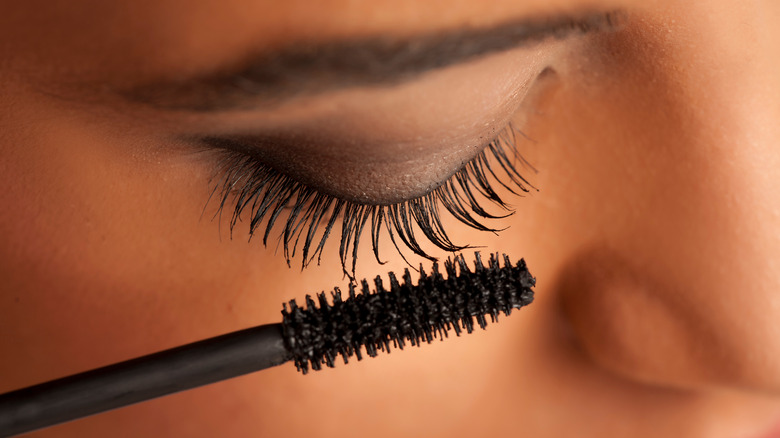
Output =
[{"x1": 206, "y1": 123, "x2": 533, "y2": 277}]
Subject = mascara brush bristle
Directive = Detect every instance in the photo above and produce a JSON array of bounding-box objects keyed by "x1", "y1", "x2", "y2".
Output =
[
  {"x1": 281, "y1": 252, "x2": 535, "y2": 374},
  {"x1": 0, "y1": 252, "x2": 534, "y2": 436}
]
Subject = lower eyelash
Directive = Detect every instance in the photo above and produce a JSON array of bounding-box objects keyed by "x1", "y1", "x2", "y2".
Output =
[{"x1": 206, "y1": 123, "x2": 534, "y2": 277}]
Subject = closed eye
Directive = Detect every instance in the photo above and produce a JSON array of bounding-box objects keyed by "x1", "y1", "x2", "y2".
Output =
[{"x1": 201, "y1": 121, "x2": 534, "y2": 278}]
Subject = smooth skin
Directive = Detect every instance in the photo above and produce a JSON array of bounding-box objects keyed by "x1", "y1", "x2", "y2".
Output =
[{"x1": 2, "y1": 0, "x2": 780, "y2": 437}]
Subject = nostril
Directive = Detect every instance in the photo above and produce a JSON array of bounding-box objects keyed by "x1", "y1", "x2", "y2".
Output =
[{"x1": 554, "y1": 245, "x2": 755, "y2": 392}]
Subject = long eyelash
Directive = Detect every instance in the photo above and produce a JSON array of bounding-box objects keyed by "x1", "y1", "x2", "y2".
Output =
[{"x1": 207, "y1": 123, "x2": 534, "y2": 278}]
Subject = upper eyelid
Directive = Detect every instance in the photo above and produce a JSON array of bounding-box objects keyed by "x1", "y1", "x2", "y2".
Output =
[{"x1": 203, "y1": 121, "x2": 535, "y2": 277}]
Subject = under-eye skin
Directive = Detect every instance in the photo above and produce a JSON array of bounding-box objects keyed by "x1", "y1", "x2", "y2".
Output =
[{"x1": 202, "y1": 122, "x2": 533, "y2": 277}]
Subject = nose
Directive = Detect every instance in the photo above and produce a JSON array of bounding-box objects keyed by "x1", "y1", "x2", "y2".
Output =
[{"x1": 551, "y1": 3, "x2": 780, "y2": 392}]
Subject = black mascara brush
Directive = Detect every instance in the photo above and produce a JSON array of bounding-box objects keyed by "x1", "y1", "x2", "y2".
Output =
[{"x1": 0, "y1": 252, "x2": 534, "y2": 437}]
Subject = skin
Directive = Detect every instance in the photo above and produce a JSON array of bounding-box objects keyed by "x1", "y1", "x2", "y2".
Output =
[{"x1": 1, "y1": 0, "x2": 780, "y2": 437}]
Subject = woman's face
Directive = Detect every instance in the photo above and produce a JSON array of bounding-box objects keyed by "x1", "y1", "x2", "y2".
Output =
[{"x1": 2, "y1": 0, "x2": 780, "y2": 436}]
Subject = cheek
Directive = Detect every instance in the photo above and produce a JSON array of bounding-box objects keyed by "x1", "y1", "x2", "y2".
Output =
[
  {"x1": 516, "y1": 26, "x2": 780, "y2": 392},
  {"x1": 0, "y1": 95, "x2": 334, "y2": 389},
  {"x1": 0, "y1": 109, "x2": 213, "y2": 297}
]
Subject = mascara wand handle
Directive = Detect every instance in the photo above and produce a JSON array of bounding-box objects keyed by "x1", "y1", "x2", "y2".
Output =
[{"x1": 0, "y1": 323, "x2": 290, "y2": 437}]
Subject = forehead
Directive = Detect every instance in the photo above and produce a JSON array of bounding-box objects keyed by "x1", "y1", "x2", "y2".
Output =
[{"x1": 0, "y1": 0, "x2": 632, "y2": 84}]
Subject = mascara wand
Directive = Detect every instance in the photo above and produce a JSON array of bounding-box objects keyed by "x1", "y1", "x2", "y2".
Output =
[{"x1": 0, "y1": 252, "x2": 534, "y2": 437}]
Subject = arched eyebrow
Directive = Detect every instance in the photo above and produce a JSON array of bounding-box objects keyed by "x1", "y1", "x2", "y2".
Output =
[{"x1": 122, "y1": 11, "x2": 620, "y2": 112}]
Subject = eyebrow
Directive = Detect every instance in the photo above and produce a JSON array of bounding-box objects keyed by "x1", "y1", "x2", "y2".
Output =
[{"x1": 122, "y1": 11, "x2": 620, "y2": 112}]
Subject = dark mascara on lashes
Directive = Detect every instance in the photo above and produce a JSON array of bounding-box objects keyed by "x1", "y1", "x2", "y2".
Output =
[
  {"x1": 205, "y1": 121, "x2": 535, "y2": 277},
  {"x1": 0, "y1": 252, "x2": 535, "y2": 437}
]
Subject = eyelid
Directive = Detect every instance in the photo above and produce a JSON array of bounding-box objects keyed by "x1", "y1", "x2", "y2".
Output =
[
  {"x1": 197, "y1": 130, "x2": 489, "y2": 205},
  {"x1": 203, "y1": 122, "x2": 535, "y2": 277},
  {"x1": 190, "y1": 60, "x2": 543, "y2": 205}
]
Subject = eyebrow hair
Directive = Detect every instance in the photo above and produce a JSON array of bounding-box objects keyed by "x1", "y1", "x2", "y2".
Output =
[{"x1": 123, "y1": 11, "x2": 620, "y2": 111}]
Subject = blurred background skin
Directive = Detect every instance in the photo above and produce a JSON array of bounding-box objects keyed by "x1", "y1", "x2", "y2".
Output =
[{"x1": 2, "y1": 0, "x2": 780, "y2": 436}]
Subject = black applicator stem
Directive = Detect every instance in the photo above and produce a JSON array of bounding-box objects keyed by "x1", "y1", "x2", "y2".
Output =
[
  {"x1": 0, "y1": 323, "x2": 289, "y2": 437},
  {"x1": 0, "y1": 252, "x2": 535, "y2": 437}
]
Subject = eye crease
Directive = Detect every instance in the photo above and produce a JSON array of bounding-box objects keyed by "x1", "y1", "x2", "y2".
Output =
[
  {"x1": 179, "y1": 14, "x2": 617, "y2": 276},
  {"x1": 187, "y1": 12, "x2": 615, "y2": 276},
  {"x1": 203, "y1": 122, "x2": 533, "y2": 277}
]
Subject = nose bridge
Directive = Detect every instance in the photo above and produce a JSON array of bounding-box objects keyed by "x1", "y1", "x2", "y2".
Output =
[
  {"x1": 571, "y1": 5, "x2": 780, "y2": 297},
  {"x1": 661, "y1": 2, "x2": 780, "y2": 151},
  {"x1": 685, "y1": 3, "x2": 780, "y2": 215},
  {"x1": 630, "y1": 3, "x2": 780, "y2": 293}
]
